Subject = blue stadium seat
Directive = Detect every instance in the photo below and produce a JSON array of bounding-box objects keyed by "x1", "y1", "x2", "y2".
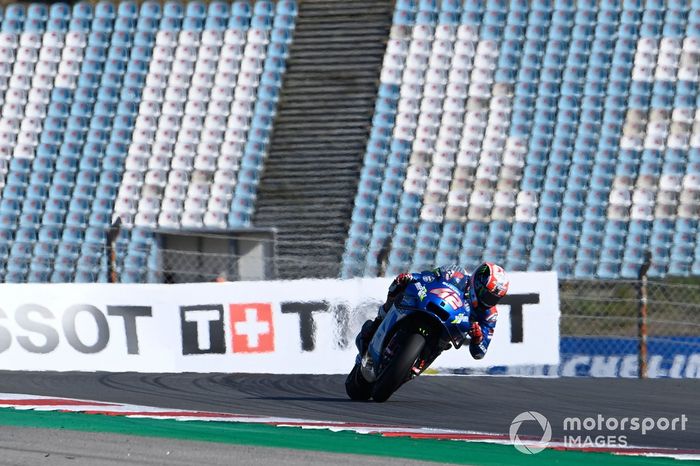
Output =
[
  {"x1": 202, "y1": 15, "x2": 226, "y2": 29},
  {"x1": 38, "y1": 225, "x2": 62, "y2": 245},
  {"x1": 157, "y1": 16, "x2": 179, "y2": 30},
  {"x1": 56, "y1": 245, "x2": 80, "y2": 262},
  {"x1": 271, "y1": 12, "x2": 295, "y2": 30},
  {"x1": 163, "y1": 1, "x2": 185, "y2": 19},
  {"x1": 26, "y1": 4, "x2": 47, "y2": 23},
  {"x1": 0, "y1": 199, "x2": 20, "y2": 218},
  {"x1": 48, "y1": 3, "x2": 70, "y2": 20},
  {"x1": 65, "y1": 211, "x2": 88, "y2": 229},
  {"x1": 252, "y1": 1, "x2": 273, "y2": 17},
  {"x1": 18, "y1": 206, "x2": 44, "y2": 229},
  {"x1": 26, "y1": 184, "x2": 49, "y2": 202},
  {"x1": 133, "y1": 31, "x2": 155, "y2": 47},
  {"x1": 41, "y1": 209, "x2": 65, "y2": 226},
  {"x1": 137, "y1": 2, "x2": 160, "y2": 19},
  {"x1": 184, "y1": 1, "x2": 206, "y2": 19},
  {"x1": 5, "y1": 171, "x2": 29, "y2": 190},
  {"x1": 93, "y1": 1, "x2": 115, "y2": 19},
  {"x1": 50, "y1": 267, "x2": 75, "y2": 283},
  {"x1": 225, "y1": 14, "x2": 247, "y2": 28},
  {"x1": 182, "y1": 16, "x2": 203, "y2": 30},
  {"x1": 68, "y1": 197, "x2": 91, "y2": 217},
  {"x1": 28, "y1": 263, "x2": 53, "y2": 283},
  {"x1": 74, "y1": 268, "x2": 100, "y2": 283},
  {"x1": 67, "y1": 17, "x2": 89, "y2": 31},
  {"x1": 4, "y1": 3, "x2": 25, "y2": 21},
  {"x1": 231, "y1": 1, "x2": 252, "y2": 18},
  {"x1": 114, "y1": 18, "x2": 136, "y2": 34}
]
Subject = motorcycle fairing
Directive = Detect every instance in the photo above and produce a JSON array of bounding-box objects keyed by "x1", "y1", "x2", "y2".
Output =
[{"x1": 361, "y1": 277, "x2": 472, "y2": 382}]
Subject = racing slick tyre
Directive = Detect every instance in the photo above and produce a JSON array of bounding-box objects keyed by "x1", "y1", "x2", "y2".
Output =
[
  {"x1": 371, "y1": 333, "x2": 425, "y2": 403},
  {"x1": 345, "y1": 363, "x2": 372, "y2": 401}
]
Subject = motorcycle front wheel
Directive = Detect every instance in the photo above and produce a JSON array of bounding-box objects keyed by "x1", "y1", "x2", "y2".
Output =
[
  {"x1": 371, "y1": 332, "x2": 425, "y2": 402},
  {"x1": 345, "y1": 363, "x2": 372, "y2": 401}
]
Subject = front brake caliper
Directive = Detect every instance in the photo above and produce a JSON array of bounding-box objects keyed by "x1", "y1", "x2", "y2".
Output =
[{"x1": 412, "y1": 359, "x2": 426, "y2": 376}]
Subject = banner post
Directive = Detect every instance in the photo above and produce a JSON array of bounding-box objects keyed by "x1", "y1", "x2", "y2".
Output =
[
  {"x1": 106, "y1": 217, "x2": 122, "y2": 284},
  {"x1": 637, "y1": 251, "x2": 652, "y2": 379}
]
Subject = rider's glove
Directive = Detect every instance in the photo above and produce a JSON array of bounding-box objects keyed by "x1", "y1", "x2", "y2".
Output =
[
  {"x1": 468, "y1": 322, "x2": 483, "y2": 344},
  {"x1": 388, "y1": 273, "x2": 414, "y2": 298}
]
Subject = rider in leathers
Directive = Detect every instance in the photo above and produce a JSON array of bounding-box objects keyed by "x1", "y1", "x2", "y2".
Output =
[{"x1": 355, "y1": 263, "x2": 510, "y2": 361}]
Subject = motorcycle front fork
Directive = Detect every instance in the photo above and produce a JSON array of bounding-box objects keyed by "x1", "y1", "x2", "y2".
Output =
[{"x1": 413, "y1": 343, "x2": 446, "y2": 376}]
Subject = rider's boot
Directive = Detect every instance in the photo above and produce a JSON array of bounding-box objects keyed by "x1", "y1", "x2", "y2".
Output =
[
  {"x1": 354, "y1": 303, "x2": 391, "y2": 364},
  {"x1": 355, "y1": 317, "x2": 381, "y2": 356}
]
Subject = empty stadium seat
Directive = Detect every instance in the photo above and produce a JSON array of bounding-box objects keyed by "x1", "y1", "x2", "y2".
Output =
[
  {"x1": 0, "y1": 0, "x2": 296, "y2": 282},
  {"x1": 342, "y1": 0, "x2": 700, "y2": 279}
]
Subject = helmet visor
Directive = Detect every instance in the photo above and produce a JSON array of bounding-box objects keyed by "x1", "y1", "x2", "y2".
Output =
[
  {"x1": 473, "y1": 269, "x2": 502, "y2": 308},
  {"x1": 477, "y1": 288, "x2": 501, "y2": 307}
]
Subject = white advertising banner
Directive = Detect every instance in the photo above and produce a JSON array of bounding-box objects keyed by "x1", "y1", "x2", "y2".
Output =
[{"x1": 0, "y1": 272, "x2": 559, "y2": 373}]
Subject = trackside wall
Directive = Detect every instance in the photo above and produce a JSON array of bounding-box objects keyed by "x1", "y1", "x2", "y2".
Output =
[{"x1": 0, "y1": 272, "x2": 558, "y2": 373}]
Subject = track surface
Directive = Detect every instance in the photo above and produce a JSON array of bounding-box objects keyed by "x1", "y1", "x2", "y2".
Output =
[
  {"x1": 0, "y1": 372, "x2": 697, "y2": 450},
  {"x1": 0, "y1": 427, "x2": 437, "y2": 466}
]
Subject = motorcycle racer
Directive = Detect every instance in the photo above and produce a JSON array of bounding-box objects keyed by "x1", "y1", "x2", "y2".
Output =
[{"x1": 355, "y1": 263, "x2": 509, "y2": 361}]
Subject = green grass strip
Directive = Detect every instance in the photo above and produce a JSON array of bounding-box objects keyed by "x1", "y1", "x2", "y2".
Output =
[{"x1": 0, "y1": 408, "x2": 685, "y2": 465}]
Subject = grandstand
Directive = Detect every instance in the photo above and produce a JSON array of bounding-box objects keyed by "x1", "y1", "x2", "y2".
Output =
[
  {"x1": 0, "y1": 0, "x2": 698, "y2": 283},
  {"x1": 0, "y1": 0, "x2": 295, "y2": 282},
  {"x1": 342, "y1": 0, "x2": 700, "y2": 281}
]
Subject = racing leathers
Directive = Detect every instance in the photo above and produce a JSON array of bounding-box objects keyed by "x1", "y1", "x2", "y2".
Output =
[{"x1": 355, "y1": 266, "x2": 499, "y2": 361}]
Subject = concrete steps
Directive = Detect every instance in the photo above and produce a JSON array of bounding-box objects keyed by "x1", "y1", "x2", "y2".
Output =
[{"x1": 252, "y1": 0, "x2": 393, "y2": 278}]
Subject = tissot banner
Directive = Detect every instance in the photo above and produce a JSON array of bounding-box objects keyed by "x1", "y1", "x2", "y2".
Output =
[{"x1": 0, "y1": 272, "x2": 559, "y2": 373}]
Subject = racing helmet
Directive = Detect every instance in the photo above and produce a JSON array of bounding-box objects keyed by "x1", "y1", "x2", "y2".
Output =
[{"x1": 469, "y1": 262, "x2": 509, "y2": 308}]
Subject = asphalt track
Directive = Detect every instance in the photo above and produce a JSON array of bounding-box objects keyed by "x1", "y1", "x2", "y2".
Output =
[
  {"x1": 0, "y1": 426, "x2": 438, "y2": 466},
  {"x1": 0, "y1": 372, "x2": 698, "y2": 450}
]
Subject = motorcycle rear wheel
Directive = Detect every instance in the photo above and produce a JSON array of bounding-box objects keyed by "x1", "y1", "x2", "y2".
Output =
[
  {"x1": 345, "y1": 363, "x2": 372, "y2": 401},
  {"x1": 371, "y1": 332, "x2": 425, "y2": 402}
]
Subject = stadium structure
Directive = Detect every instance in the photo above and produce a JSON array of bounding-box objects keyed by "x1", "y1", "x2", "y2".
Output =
[
  {"x1": 0, "y1": 0, "x2": 697, "y2": 285},
  {"x1": 0, "y1": 2, "x2": 698, "y2": 463}
]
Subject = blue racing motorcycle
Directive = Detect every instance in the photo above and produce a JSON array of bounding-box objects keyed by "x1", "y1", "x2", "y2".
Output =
[{"x1": 346, "y1": 276, "x2": 472, "y2": 402}]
